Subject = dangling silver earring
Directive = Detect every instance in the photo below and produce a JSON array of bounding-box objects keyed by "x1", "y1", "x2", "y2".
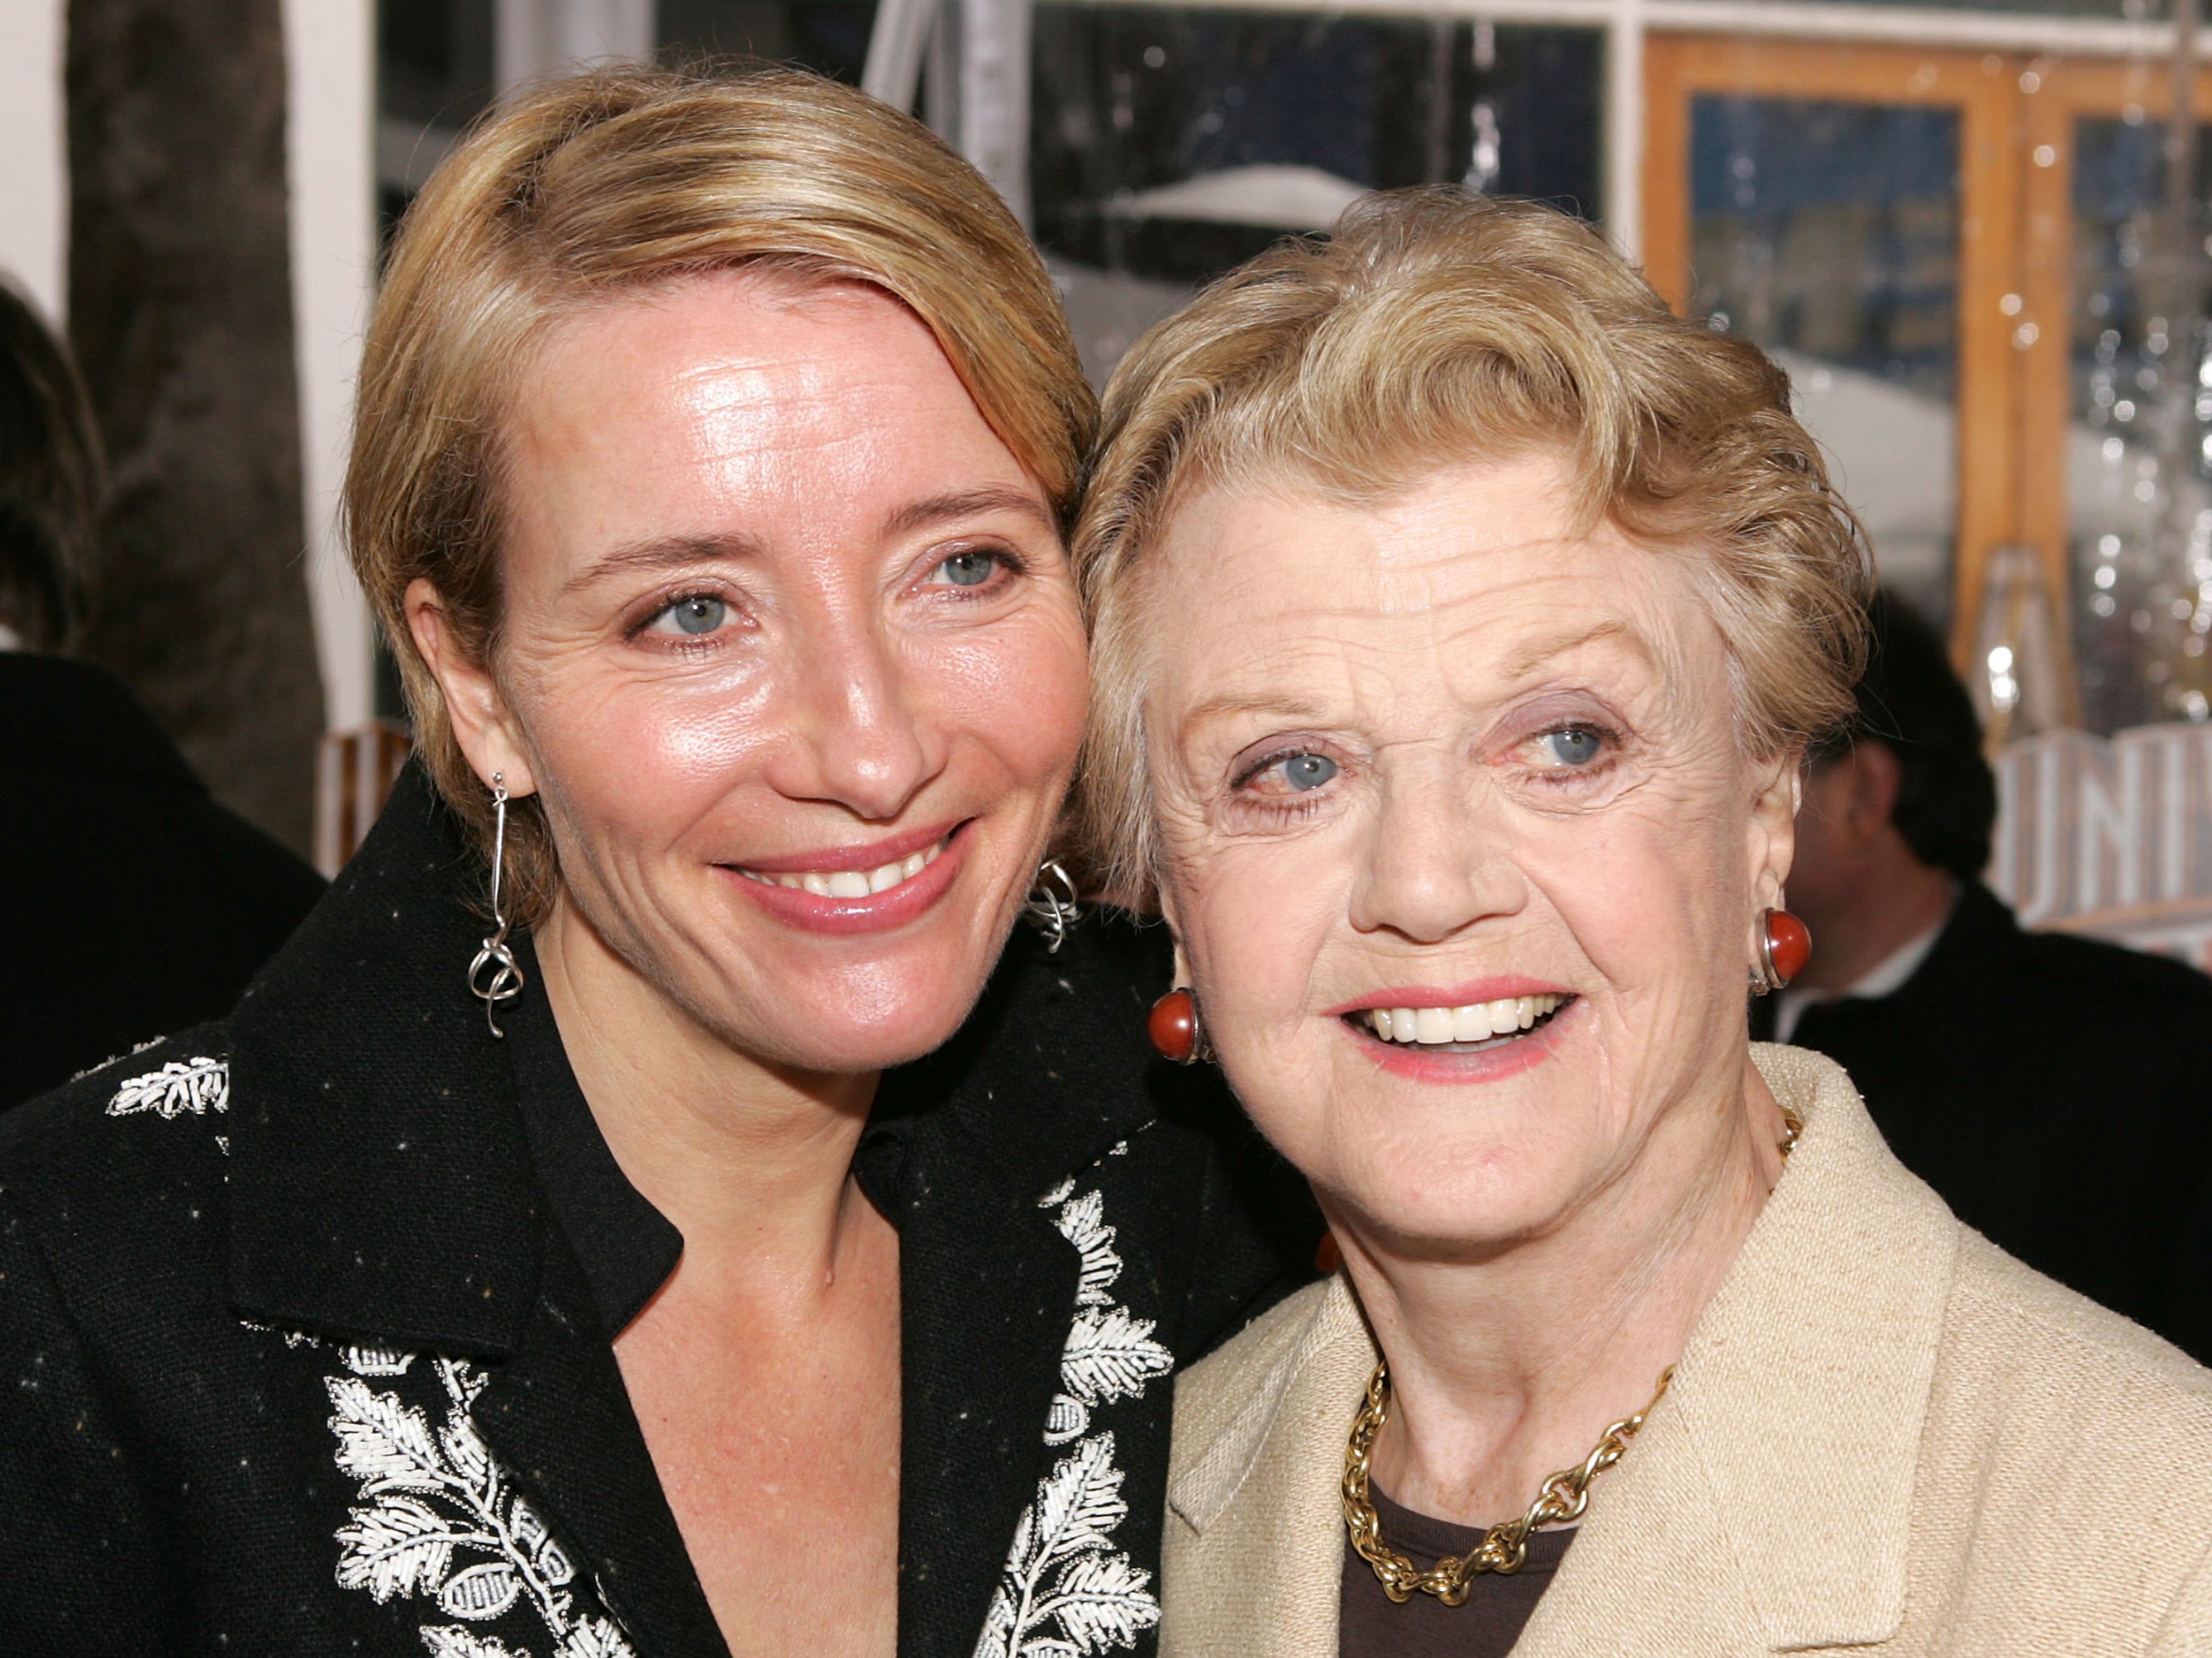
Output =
[
  {"x1": 467, "y1": 772, "x2": 526, "y2": 1037},
  {"x1": 1022, "y1": 859, "x2": 1082, "y2": 954}
]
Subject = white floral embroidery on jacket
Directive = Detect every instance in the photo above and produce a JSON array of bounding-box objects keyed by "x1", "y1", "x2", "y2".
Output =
[
  {"x1": 319, "y1": 1341, "x2": 636, "y2": 1657},
  {"x1": 106, "y1": 1056, "x2": 229, "y2": 1118},
  {"x1": 973, "y1": 1171, "x2": 1175, "y2": 1658}
]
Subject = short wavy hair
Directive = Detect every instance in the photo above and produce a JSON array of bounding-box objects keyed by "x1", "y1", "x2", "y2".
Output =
[
  {"x1": 1071, "y1": 188, "x2": 1873, "y2": 901},
  {"x1": 346, "y1": 64, "x2": 1095, "y2": 922}
]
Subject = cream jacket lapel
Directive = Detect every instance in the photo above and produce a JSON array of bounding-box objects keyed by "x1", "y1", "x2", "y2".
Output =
[{"x1": 1163, "y1": 1046, "x2": 2212, "y2": 1658}]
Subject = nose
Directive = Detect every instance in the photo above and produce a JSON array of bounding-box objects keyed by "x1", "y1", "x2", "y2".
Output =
[
  {"x1": 765, "y1": 614, "x2": 943, "y2": 822},
  {"x1": 1347, "y1": 755, "x2": 1524, "y2": 944}
]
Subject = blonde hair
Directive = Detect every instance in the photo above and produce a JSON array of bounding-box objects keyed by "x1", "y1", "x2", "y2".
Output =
[
  {"x1": 1073, "y1": 188, "x2": 1872, "y2": 900},
  {"x1": 346, "y1": 64, "x2": 1095, "y2": 921}
]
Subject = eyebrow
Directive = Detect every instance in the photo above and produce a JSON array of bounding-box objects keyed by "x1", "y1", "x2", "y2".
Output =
[
  {"x1": 1493, "y1": 618, "x2": 1657, "y2": 681},
  {"x1": 559, "y1": 486, "x2": 1056, "y2": 598},
  {"x1": 1178, "y1": 693, "x2": 1336, "y2": 746},
  {"x1": 881, "y1": 485, "x2": 1058, "y2": 541},
  {"x1": 560, "y1": 532, "x2": 765, "y2": 596},
  {"x1": 1175, "y1": 621, "x2": 1664, "y2": 744}
]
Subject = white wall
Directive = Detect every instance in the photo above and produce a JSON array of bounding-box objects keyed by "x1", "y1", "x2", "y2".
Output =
[
  {"x1": 0, "y1": 0, "x2": 65, "y2": 322},
  {"x1": 0, "y1": 0, "x2": 379, "y2": 731},
  {"x1": 496, "y1": 0, "x2": 654, "y2": 86},
  {"x1": 284, "y1": 0, "x2": 378, "y2": 731}
]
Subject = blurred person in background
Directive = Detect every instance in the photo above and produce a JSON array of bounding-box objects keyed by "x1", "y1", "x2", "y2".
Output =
[
  {"x1": 1766, "y1": 588, "x2": 2212, "y2": 1360},
  {"x1": 0, "y1": 278, "x2": 322, "y2": 1111},
  {"x1": 0, "y1": 68, "x2": 1307, "y2": 1657}
]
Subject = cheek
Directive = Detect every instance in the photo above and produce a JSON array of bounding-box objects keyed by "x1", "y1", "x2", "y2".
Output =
[
  {"x1": 505, "y1": 660, "x2": 781, "y2": 855},
  {"x1": 1528, "y1": 800, "x2": 1748, "y2": 1001},
  {"x1": 932, "y1": 612, "x2": 1089, "y2": 788},
  {"x1": 1179, "y1": 839, "x2": 1348, "y2": 1029}
]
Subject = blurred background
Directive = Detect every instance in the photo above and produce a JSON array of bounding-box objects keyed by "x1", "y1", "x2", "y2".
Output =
[{"x1": 6, "y1": 0, "x2": 2212, "y2": 961}]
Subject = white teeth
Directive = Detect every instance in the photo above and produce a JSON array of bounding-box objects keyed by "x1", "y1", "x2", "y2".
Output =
[
  {"x1": 1362, "y1": 993, "x2": 1566, "y2": 1046},
  {"x1": 1452, "y1": 1003, "x2": 1493, "y2": 1043},
  {"x1": 741, "y1": 837, "x2": 947, "y2": 897}
]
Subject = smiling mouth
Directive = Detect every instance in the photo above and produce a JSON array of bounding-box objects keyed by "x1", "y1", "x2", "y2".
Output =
[
  {"x1": 1347, "y1": 993, "x2": 1575, "y2": 1052},
  {"x1": 733, "y1": 831, "x2": 952, "y2": 898}
]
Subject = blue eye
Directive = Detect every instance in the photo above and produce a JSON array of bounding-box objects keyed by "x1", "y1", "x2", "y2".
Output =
[
  {"x1": 1281, "y1": 754, "x2": 1338, "y2": 791},
  {"x1": 1539, "y1": 727, "x2": 1605, "y2": 767},
  {"x1": 935, "y1": 550, "x2": 1001, "y2": 588},
  {"x1": 664, "y1": 595, "x2": 727, "y2": 636}
]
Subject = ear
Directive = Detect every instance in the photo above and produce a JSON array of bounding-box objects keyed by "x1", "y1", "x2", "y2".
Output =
[
  {"x1": 405, "y1": 578, "x2": 538, "y2": 798},
  {"x1": 1747, "y1": 750, "x2": 1801, "y2": 910},
  {"x1": 1153, "y1": 878, "x2": 1195, "y2": 990}
]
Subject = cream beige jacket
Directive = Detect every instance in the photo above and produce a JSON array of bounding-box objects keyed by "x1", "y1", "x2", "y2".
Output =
[{"x1": 1162, "y1": 1046, "x2": 2212, "y2": 1656}]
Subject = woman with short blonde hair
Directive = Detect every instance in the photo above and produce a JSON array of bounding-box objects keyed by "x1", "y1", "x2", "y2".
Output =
[
  {"x1": 1080, "y1": 190, "x2": 2212, "y2": 1656},
  {"x1": 353, "y1": 64, "x2": 1096, "y2": 921},
  {"x1": 0, "y1": 66, "x2": 1304, "y2": 1657}
]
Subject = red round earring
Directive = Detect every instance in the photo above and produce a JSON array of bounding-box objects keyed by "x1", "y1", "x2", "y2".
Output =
[
  {"x1": 1756, "y1": 908, "x2": 1813, "y2": 993},
  {"x1": 1147, "y1": 988, "x2": 1203, "y2": 1065}
]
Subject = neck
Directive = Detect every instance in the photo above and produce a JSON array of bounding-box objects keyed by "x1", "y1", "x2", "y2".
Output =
[
  {"x1": 1795, "y1": 850, "x2": 1956, "y2": 994},
  {"x1": 1343, "y1": 1055, "x2": 1788, "y2": 1527},
  {"x1": 534, "y1": 895, "x2": 879, "y2": 1283}
]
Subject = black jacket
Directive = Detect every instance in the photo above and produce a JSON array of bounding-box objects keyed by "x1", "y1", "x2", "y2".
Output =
[
  {"x1": 1763, "y1": 880, "x2": 2212, "y2": 1360},
  {"x1": 0, "y1": 768, "x2": 1313, "y2": 1656},
  {"x1": 0, "y1": 651, "x2": 325, "y2": 1108}
]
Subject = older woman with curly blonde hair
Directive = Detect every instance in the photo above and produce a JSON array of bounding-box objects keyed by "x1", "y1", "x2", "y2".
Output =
[{"x1": 1075, "y1": 189, "x2": 2212, "y2": 1656}]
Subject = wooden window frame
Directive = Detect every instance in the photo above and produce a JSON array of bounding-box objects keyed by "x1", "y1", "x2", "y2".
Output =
[{"x1": 1641, "y1": 35, "x2": 2030, "y2": 679}]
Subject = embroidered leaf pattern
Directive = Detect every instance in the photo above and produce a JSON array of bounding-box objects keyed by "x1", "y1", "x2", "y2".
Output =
[
  {"x1": 421, "y1": 1625, "x2": 526, "y2": 1657},
  {"x1": 322, "y1": 1355, "x2": 637, "y2": 1657},
  {"x1": 1061, "y1": 1308, "x2": 1172, "y2": 1407},
  {"x1": 335, "y1": 1492, "x2": 461, "y2": 1602},
  {"x1": 1051, "y1": 1192, "x2": 1123, "y2": 1308},
  {"x1": 1039, "y1": 1555, "x2": 1162, "y2": 1649},
  {"x1": 975, "y1": 1184, "x2": 1168, "y2": 1656},
  {"x1": 106, "y1": 1056, "x2": 229, "y2": 1118},
  {"x1": 1029, "y1": 1434, "x2": 1130, "y2": 1567},
  {"x1": 327, "y1": 1376, "x2": 451, "y2": 1494},
  {"x1": 558, "y1": 1617, "x2": 636, "y2": 1658}
]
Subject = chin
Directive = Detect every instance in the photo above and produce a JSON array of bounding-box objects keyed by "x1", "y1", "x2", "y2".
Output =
[
  {"x1": 694, "y1": 940, "x2": 1000, "y2": 1077},
  {"x1": 1308, "y1": 1119, "x2": 1584, "y2": 1258}
]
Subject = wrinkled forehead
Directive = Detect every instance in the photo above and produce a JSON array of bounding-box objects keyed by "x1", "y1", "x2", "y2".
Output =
[{"x1": 1136, "y1": 459, "x2": 1727, "y2": 731}]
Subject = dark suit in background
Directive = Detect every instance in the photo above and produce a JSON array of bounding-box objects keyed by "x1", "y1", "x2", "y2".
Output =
[
  {"x1": 1, "y1": 650, "x2": 323, "y2": 1108},
  {"x1": 1759, "y1": 880, "x2": 2212, "y2": 1360}
]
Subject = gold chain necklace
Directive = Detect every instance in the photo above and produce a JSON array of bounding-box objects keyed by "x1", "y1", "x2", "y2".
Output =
[
  {"x1": 1341, "y1": 1101, "x2": 1802, "y2": 1606},
  {"x1": 1342, "y1": 1361, "x2": 1671, "y2": 1603}
]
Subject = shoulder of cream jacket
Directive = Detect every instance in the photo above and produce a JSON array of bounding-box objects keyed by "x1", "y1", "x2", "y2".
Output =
[{"x1": 1161, "y1": 1044, "x2": 2212, "y2": 1658}]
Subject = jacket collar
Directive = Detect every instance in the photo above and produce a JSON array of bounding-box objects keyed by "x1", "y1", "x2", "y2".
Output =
[
  {"x1": 224, "y1": 765, "x2": 546, "y2": 1354},
  {"x1": 220, "y1": 759, "x2": 1165, "y2": 1339},
  {"x1": 1566, "y1": 1044, "x2": 1957, "y2": 1654},
  {"x1": 1168, "y1": 1046, "x2": 1959, "y2": 1656},
  {"x1": 867, "y1": 915, "x2": 1169, "y2": 1657}
]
